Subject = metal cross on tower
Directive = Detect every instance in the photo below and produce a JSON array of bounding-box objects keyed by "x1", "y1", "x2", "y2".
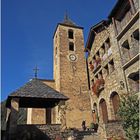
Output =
[{"x1": 33, "y1": 66, "x2": 39, "y2": 79}]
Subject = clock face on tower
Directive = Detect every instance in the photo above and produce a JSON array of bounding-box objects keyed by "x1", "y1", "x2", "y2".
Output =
[{"x1": 69, "y1": 54, "x2": 77, "y2": 61}]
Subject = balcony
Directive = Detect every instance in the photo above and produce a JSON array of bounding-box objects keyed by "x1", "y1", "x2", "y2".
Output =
[
  {"x1": 102, "y1": 48, "x2": 112, "y2": 65},
  {"x1": 128, "y1": 71, "x2": 139, "y2": 94},
  {"x1": 89, "y1": 64, "x2": 94, "y2": 71},
  {"x1": 116, "y1": 7, "x2": 133, "y2": 35},
  {"x1": 108, "y1": 48, "x2": 112, "y2": 57},
  {"x1": 92, "y1": 78, "x2": 105, "y2": 96},
  {"x1": 92, "y1": 57, "x2": 101, "y2": 73},
  {"x1": 121, "y1": 42, "x2": 139, "y2": 66},
  {"x1": 129, "y1": 41, "x2": 139, "y2": 58}
]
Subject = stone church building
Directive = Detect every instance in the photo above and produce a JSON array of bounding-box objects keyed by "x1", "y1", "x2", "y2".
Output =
[
  {"x1": 3, "y1": 13, "x2": 93, "y2": 140},
  {"x1": 2, "y1": 0, "x2": 139, "y2": 140},
  {"x1": 28, "y1": 16, "x2": 92, "y2": 129}
]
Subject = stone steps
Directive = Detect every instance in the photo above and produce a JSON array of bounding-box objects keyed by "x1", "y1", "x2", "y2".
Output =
[{"x1": 65, "y1": 130, "x2": 100, "y2": 140}]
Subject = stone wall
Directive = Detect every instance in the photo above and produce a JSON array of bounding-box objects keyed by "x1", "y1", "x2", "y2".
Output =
[
  {"x1": 117, "y1": 15, "x2": 139, "y2": 95},
  {"x1": 105, "y1": 121, "x2": 126, "y2": 139},
  {"x1": 42, "y1": 80, "x2": 56, "y2": 89},
  {"x1": 53, "y1": 24, "x2": 92, "y2": 128},
  {"x1": 61, "y1": 129, "x2": 99, "y2": 140},
  {"x1": 87, "y1": 22, "x2": 127, "y2": 139},
  {"x1": 15, "y1": 124, "x2": 61, "y2": 140},
  {"x1": 31, "y1": 108, "x2": 46, "y2": 124}
]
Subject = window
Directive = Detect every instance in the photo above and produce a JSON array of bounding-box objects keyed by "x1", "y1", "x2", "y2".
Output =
[
  {"x1": 95, "y1": 75, "x2": 98, "y2": 81},
  {"x1": 96, "y1": 51, "x2": 100, "y2": 57},
  {"x1": 91, "y1": 79, "x2": 94, "y2": 84},
  {"x1": 93, "y1": 56, "x2": 96, "y2": 61},
  {"x1": 128, "y1": 71, "x2": 139, "y2": 93},
  {"x1": 104, "y1": 64, "x2": 109, "y2": 77},
  {"x1": 69, "y1": 42, "x2": 74, "y2": 51},
  {"x1": 89, "y1": 61, "x2": 92, "y2": 64},
  {"x1": 109, "y1": 59, "x2": 115, "y2": 73},
  {"x1": 121, "y1": 40, "x2": 130, "y2": 58},
  {"x1": 98, "y1": 71, "x2": 103, "y2": 79},
  {"x1": 105, "y1": 38, "x2": 111, "y2": 49},
  {"x1": 132, "y1": 29, "x2": 139, "y2": 41},
  {"x1": 101, "y1": 44, "x2": 105, "y2": 54},
  {"x1": 68, "y1": 29, "x2": 74, "y2": 39},
  {"x1": 122, "y1": 40, "x2": 130, "y2": 50}
]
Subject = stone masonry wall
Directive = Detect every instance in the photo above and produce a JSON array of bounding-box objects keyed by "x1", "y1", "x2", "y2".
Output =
[
  {"x1": 117, "y1": 15, "x2": 139, "y2": 95},
  {"x1": 43, "y1": 80, "x2": 56, "y2": 89},
  {"x1": 15, "y1": 124, "x2": 61, "y2": 140},
  {"x1": 31, "y1": 108, "x2": 46, "y2": 124},
  {"x1": 87, "y1": 23, "x2": 127, "y2": 139},
  {"x1": 54, "y1": 24, "x2": 92, "y2": 129}
]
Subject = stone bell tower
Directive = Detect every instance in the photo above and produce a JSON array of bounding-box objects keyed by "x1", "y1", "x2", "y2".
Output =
[{"x1": 53, "y1": 15, "x2": 92, "y2": 128}]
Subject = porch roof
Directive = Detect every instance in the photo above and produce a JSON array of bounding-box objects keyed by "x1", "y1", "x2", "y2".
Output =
[{"x1": 6, "y1": 79, "x2": 69, "y2": 108}]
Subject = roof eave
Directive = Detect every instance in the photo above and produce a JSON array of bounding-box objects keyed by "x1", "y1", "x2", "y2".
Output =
[
  {"x1": 85, "y1": 28, "x2": 95, "y2": 52},
  {"x1": 85, "y1": 20, "x2": 107, "y2": 52},
  {"x1": 108, "y1": 0, "x2": 124, "y2": 19}
]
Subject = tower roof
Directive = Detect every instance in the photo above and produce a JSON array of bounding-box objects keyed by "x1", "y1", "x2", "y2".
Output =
[
  {"x1": 62, "y1": 13, "x2": 77, "y2": 26},
  {"x1": 53, "y1": 14, "x2": 83, "y2": 38}
]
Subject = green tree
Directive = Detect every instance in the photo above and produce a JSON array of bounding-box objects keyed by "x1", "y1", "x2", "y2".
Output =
[{"x1": 117, "y1": 94, "x2": 139, "y2": 140}]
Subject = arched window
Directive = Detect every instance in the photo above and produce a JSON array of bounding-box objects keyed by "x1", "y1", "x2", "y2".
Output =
[
  {"x1": 69, "y1": 42, "x2": 74, "y2": 51},
  {"x1": 68, "y1": 29, "x2": 74, "y2": 39},
  {"x1": 110, "y1": 92, "x2": 120, "y2": 120},
  {"x1": 99, "y1": 98, "x2": 108, "y2": 123}
]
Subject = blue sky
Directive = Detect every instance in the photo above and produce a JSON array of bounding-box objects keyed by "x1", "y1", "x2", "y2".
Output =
[{"x1": 2, "y1": 0, "x2": 117, "y2": 101}]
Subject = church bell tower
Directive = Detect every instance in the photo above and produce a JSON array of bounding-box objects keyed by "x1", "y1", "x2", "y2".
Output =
[{"x1": 53, "y1": 15, "x2": 92, "y2": 128}]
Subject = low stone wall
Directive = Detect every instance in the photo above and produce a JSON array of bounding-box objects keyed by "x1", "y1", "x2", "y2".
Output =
[
  {"x1": 61, "y1": 129, "x2": 98, "y2": 140},
  {"x1": 6, "y1": 124, "x2": 101, "y2": 140},
  {"x1": 105, "y1": 121, "x2": 126, "y2": 139},
  {"x1": 8, "y1": 124, "x2": 61, "y2": 140}
]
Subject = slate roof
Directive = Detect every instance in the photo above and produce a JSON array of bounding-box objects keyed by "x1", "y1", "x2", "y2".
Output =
[{"x1": 8, "y1": 79, "x2": 68, "y2": 100}]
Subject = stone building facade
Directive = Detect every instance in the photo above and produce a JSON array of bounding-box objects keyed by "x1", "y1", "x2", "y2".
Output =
[
  {"x1": 85, "y1": 20, "x2": 127, "y2": 139},
  {"x1": 108, "y1": 0, "x2": 139, "y2": 96},
  {"x1": 85, "y1": 0, "x2": 139, "y2": 139}
]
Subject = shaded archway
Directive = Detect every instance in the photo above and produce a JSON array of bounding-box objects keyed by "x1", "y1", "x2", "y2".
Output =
[
  {"x1": 110, "y1": 92, "x2": 120, "y2": 120},
  {"x1": 99, "y1": 99, "x2": 108, "y2": 123}
]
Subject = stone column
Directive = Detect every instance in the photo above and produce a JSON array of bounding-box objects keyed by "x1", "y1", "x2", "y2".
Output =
[
  {"x1": 27, "y1": 108, "x2": 32, "y2": 124},
  {"x1": 8, "y1": 98, "x2": 19, "y2": 140},
  {"x1": 128, "y1": 0, "x2": 136, "y2": 14}
]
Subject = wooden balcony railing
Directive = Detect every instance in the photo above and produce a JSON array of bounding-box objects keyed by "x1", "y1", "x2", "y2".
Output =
[{"x1": 92, "y1": 78, "x2": 105, "y2": 96}]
